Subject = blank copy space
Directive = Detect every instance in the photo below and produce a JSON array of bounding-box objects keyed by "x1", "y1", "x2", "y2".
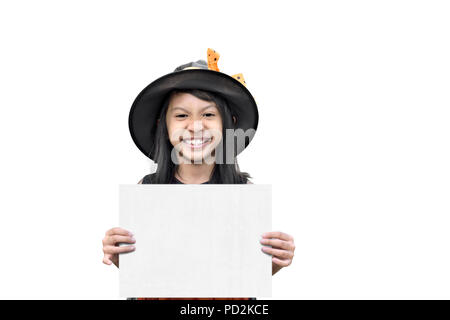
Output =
[{"x1": 119, "y1": 185, "x2": 271, "y2": 298}]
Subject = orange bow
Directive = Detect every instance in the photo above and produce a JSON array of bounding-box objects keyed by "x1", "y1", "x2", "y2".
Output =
[{"x1": 207, "y1": 48, "x2": 247, "y2": 87}]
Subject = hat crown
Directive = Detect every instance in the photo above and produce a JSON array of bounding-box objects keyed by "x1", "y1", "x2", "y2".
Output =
[{"x1": 174, "y1": 60, "x2": 208, "y2": 72}]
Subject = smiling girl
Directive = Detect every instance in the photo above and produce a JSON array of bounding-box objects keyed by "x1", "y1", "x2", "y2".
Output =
[{"x1": 101, "y1": 50, "x2": 295, "y2": 300}]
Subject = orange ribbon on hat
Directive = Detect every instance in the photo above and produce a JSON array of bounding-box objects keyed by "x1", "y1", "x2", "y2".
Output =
[{"x1": 207, "y1": 48, "x2": 247, "y2": 87}]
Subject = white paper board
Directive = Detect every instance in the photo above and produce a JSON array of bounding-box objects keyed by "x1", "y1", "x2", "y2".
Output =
[{"x1": 119, "y1": 184, "x2": 272, "y2": 298}]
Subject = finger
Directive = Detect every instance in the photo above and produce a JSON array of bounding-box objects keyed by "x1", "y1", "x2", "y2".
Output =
[
  {"x1": 261, "y1": 246, "x2": 293, "y2": 259},
  {"x1": 103, "y1": 252, "x2": 115, "y2": 265},
  {"x1": 103, "y1": 245, "x2": 136, "y2": 255},
  {"x1": 105, "y1": 227, "x2": 133, "y2": 237},
  {"x1": 272, "y1": 257, "x2": 292, "y2": 267},
  {"x1": 260, "y1": 238, "x2": 294, "y2": 251},
  {"x1": 104, "y1": 235, "x2": 136, "y2": 246},
  {"x1": 262, "y1": 231, "x2": 292, "y2": 241},
  {"x1": 103, "y1": 256, "x2": 113, "y2": 265}
]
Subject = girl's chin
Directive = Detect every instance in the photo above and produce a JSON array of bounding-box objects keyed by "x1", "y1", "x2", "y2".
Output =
[{"x1": 179, "y1": 148, "x2": 216, "y2": 163}]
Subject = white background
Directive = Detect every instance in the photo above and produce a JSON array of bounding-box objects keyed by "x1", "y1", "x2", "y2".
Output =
[{"x1": 0, "y1": 0, "x2": 449, "y2": 299}]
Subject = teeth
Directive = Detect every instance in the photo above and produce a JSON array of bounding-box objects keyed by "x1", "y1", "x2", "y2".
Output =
[{"x1": 184, "y1": 138, "x2": 211, "y2": 146}]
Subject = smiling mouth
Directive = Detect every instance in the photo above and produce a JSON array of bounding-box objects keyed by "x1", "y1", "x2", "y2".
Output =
[{"x1": 181, "y1": 137, "x2": 213, "y2": 149}]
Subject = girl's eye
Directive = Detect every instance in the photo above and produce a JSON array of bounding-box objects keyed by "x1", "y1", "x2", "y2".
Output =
[
  {"x1": 204, "y1": 113, "x2": 215, "y2": 117},
  {"x1": 175, "y1": 114, "x2": 188, "y2": 118}
]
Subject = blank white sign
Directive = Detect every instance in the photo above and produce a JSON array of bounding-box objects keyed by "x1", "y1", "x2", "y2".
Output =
[{"x1": 119, "y1": 184, "x2": 272, "y2": 298}]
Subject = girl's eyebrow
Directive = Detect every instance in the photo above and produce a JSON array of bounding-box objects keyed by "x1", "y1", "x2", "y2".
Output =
[
  {"x1": 171, "y1": 105, "x2": 216, "y2": 112},
  {"x1": 171, "y1": 106, "x2": 190, "y2": 112},
  {"x1": 199, "y1": 104, "x2": 217, "y2": 111}
]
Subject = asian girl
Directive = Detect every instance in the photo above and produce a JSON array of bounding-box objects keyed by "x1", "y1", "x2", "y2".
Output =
[{"x1": 102, "y1": 52, "x2": 295, "y2": 299}]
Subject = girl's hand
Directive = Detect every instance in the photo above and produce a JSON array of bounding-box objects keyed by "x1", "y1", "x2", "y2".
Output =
[
  {"x1": 102, "y1": 227, "x2": 136, "y2": 268},
  {"x1": 260, "y1": 231, "x2": 295, "y2": 275}
]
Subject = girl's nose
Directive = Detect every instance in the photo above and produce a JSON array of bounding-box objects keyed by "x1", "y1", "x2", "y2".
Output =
[{"x1": 186, "y1": 119, "x2": 205, "y2": 133}]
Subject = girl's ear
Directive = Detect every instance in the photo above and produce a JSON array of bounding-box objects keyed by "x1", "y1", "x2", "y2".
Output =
[{"x1": 232, "y1": 116, "x2": 237, "y2": 124}]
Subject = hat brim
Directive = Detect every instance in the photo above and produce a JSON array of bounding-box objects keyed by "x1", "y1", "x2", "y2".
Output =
[{"x1": 129, "y1": 69, "x2": 259, "y2": 160}]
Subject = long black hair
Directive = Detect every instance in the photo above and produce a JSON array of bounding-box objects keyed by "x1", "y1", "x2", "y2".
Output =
[{"x1": 147, "y1": 88, "x2": 251, "y2": 184}]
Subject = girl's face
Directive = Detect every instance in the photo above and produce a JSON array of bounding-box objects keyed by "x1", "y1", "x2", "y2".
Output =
[{"x1": 166, "y1": 92, "x2": 223, "y2": 163}]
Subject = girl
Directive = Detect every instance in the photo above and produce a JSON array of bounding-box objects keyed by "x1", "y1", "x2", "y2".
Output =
[{"x1": 102, "y1": 50, "x2": 295, "y2": 300}]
